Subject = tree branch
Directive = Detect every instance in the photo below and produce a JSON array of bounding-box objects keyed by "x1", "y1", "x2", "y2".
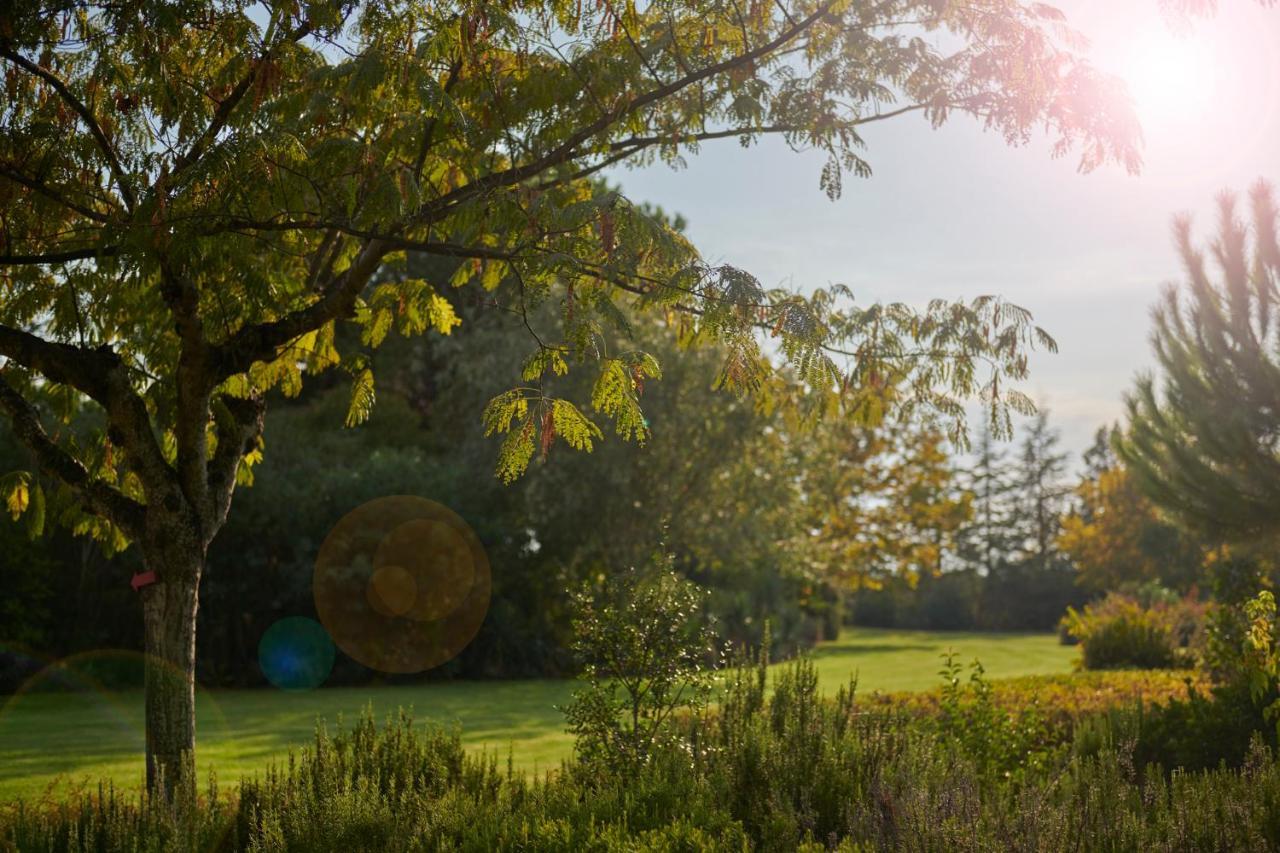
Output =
[
  {"x1": 411, "y1": 0, "x2": 838, "y2": 223},
  {"x1": 0, "y1": 371, "x2": 145, "y2": 539},
  {"x1": 0, "y1": 46, "x2": 136, "y2": 210},
  {"x1": 0, "y1": 163, "x2": 111, "y2": 222},
  {"x1": 0, "y1": 245, "x2": 120, "y2": 266},
  {"x1": 159, "y1": 261, "x2": 213, "y2": 517},
  {"x1": 207, "y1": 239, "x2": 387, "y2": 381},
  {"x1": 0, "y1": 324, "x2": 173, "y2": 493},
  {"x1": 206, "y1": 393, "x2": 264, "y2": 532},
  {"x1": 168, "y1": 21, "x2": 315, "y2": 179}
]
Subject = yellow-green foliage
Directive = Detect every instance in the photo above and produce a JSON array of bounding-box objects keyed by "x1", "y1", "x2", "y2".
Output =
[{"x1": 868, "y1": 669, "x2": 1208, "y2": 730}]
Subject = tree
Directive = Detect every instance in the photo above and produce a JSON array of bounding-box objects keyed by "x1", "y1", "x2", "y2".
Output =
[
  {"x1": 0, "y1": 0, "x2": 1137, "y2": 799},
  {"x1": 1011, "y1": 408, "x2": 1070, "y2": 565},
  {"x1": 1119, "y1": 183, "x2": 1280, "y2": 542},
  {"x1": 977, "y1": 408, "x2": 1079, "y2": 629},
  {"x1": 564, "y1": 557, "x2": 718, "y2": 774},
  {"x1": 1059, "y1": 426, "x2": 1203, "y2": 595},
  {"x1": 955, "y1": 420, "x2": 1019, "y2": 576},
  {"x1": 802, "y1": 413, "x2": 971, "y2": 587}
]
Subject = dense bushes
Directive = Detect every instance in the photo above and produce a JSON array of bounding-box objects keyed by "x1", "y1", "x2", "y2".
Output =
[
  {"x1": 1062, "y1": 590, "x2": 1205, "y2": 670},
  {"x1": 7, "y1": 660, "x2": 1280, "y2": 852}
]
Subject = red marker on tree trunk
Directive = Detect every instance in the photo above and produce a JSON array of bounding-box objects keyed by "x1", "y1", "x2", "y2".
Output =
[{"x1": 131, "y1": 570, "x2": 157, "y2": 592}]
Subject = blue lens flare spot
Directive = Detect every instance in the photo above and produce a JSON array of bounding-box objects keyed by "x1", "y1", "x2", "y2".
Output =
[{"x1": 257, "y1": 617, "x2": 335, "y2": 691}]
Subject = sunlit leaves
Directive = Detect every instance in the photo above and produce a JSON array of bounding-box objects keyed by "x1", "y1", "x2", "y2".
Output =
[
  {"x1": 345, "y1": 367, "x2": 376, "y2": 428},
  {"x1": 0, "y1": 470, "x2": 44, "y2": 538},
  {"x1": 592, "y1": 355, "x2": 659, "y2": 442}
]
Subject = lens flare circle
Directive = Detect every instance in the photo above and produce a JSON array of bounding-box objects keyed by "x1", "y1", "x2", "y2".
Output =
[
  {"x1": 257, "y1": 616, "x2": 336, "y2": 691},
  {"x1": 313, "y1": 496, "x2": 491, "y2": 674}
]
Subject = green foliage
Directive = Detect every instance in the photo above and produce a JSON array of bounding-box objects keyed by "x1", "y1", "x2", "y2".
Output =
[
  {"x1": 1243, "y1": 590, "x2": 1280, "y2": 734},
  {"x1": 1058, "y1": 427, "x2": 1207, "y2": 596},
  {"x1": 564, "y1": 556, "x2": 719, "y2": 774},
  {"x1": 935, "y1": 652, "x2": 1059, "y2": 778},
  {"x1": 1120, "y1": 182, "x2": 1280, "y2": 540},
  {"x1": 1062, "y1": 592, "x2": 1204, "y2": 670},
  {"x1": 1072, "y1": 681, "x2": 1277, "y2": 775}
]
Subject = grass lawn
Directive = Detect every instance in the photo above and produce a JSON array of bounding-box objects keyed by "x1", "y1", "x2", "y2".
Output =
[{"x1": 0, "y1": 628, "x2": 1077, "y2": 803}]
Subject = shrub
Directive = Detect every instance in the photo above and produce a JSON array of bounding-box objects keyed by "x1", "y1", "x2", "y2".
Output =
[
  {"x1": 1062, "y1": 592, "x2": 1204, "y2": 670},
  {"x1": 563, "y1": 556, "x2": 720, "y2": 775}
]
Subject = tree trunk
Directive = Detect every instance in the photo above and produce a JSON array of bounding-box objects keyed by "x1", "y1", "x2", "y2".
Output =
[{"x1": 140, "y1": 553, "x2": 201, "y2": 805}]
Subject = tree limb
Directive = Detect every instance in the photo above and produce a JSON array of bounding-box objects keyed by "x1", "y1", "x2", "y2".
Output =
[
  {"x1": 0, "y1": 245, "x2": 120, "y2": 266},
  {"x1": 411, "y1": 0, "x2": 838, "y2": 223},
  {"x1": 0, "y1": 324, "x2": 174, "y2": 493},
  {"x1": 206, "y1": 393, "x2": 264, "y2": 533},
  {"x1": 168, "y1": 21, "x2": 315, "y2": 179},
  {"x1": 207, "y1": 239, "x2": 387, "y2": 381},
  {"x1": 0, "y1": 46, "x2": 136, "y2": 210},
  {"x1": 0, "y1": 371, "x2": 145, "y2": 539},
  {"x1": 0, "y1": 163, "x2": 111, "y2": 222}
]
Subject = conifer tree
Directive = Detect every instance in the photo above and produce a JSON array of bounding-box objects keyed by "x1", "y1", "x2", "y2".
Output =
[
  {"x1": 1012, "y1": 408, "x2": 1070, "y2": 566},
  {"x1": 1119, "y1": 183, "x2": 1280, "y2": 542},
  {"x1": 955, "y1": 421, "x2": 1018, "y2": 576}
]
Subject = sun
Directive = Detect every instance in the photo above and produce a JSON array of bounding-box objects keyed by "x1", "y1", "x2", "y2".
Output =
[{"x1": 1121, "y1": 31, "x2": 1217, "y2": 127}]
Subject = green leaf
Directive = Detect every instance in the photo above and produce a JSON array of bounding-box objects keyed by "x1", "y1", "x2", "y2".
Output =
[{"x1": 345, "y1": 368, "x2": 376, "y2": 427}]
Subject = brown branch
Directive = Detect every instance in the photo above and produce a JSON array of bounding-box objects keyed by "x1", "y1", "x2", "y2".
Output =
[
  {"x1": 0, "y1": 245, "x2": 120, "y2": 266},
  {"x1": 414, "y1": 59, "x2": 463, "y2": 181},
  {"x1": 0, "y1": 324, "x2": 174, "y2": 493},
  {"x1": 206, "y1": 393, "x2": 264, "y2": 531},
  {"x1": 412, "y1": 0, "x2": 839, "y2": 223},
  {"x1": 159, "y1": 262, "x2": 213, "y2": 517},
  {"x1": 169, "y1": 21, "x2": 315, "y2": 178},
  {"x1": 0, "y1": 164, "x2": 111, "y2": 222},
  {"x1": 0, "y1": 46, "x2": 136, "y2": 210},
  {"x1": 0, "y1": 371, "x2": 145, "y2": 539},
  {"x1": 0, "y1": 324, "x2": 112, "y2": 400},
  {"x1": 207, "y1": 239, "x2": 387, "y2": 381}
]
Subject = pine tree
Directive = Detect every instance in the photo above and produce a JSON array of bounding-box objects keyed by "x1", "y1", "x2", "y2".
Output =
[
  {"x1": 1119, "y1": 183, "x2": 1280, "y2": 542},
  {"x1": 956, "y1": 421, "x2": 1019, "y2": 576},
  {"x1": 1012, "y1": 409, "x2": 1071, "y2": 567}
]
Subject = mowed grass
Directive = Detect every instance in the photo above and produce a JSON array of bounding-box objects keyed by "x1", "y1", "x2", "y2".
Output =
[{"x1": 0, "y1": 628, "x2": 1077, "y2": 803}]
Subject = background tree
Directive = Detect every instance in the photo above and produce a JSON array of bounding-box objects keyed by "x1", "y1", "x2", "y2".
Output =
[
  {"x1": 976, "y1": 407, "x2": 1078, "y2": 628},
  {"x1": 802, "y1": 412, "x2": 971, "y2": 588},
  {"x1": 1059, "y1": 426, "x2": 1204, "y2": 596},
  {"x1": 1011, "y1": 408, "x2": 1070, "y2": 565},
  {"x1": 0, "y1": 0, "x2": 1138, "y2": 797},
  {"x1": 955, "y1": 421, "x2": 1019, "y2": 577},
  {"x1": 1119, "y1": 182, "x2": 1280, "y2": 542}
]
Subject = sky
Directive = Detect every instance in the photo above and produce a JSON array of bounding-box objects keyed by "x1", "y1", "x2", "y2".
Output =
[{"x1": 607, "y1": 0, "x2": 1280, "y2": 465}]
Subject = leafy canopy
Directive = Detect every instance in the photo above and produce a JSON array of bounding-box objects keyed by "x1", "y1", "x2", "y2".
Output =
[{"x1": 0, "y1": 0, "x2": 1139, "y2": 543}]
